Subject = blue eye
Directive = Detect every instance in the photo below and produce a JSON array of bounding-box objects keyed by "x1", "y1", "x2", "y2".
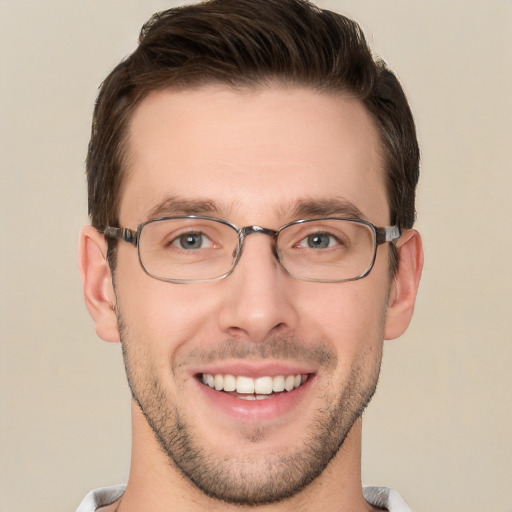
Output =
[
  {"x1": 173, "y1": 232, "x2": 210, "y2": 250},
  {"x1": 301, "y1": 232, "x2": 338, "y2": 249}
]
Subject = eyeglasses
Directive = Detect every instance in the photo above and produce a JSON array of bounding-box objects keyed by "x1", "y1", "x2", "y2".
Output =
[{"x1": 102, "y1": 216, "x2": 400, "y2": 284}]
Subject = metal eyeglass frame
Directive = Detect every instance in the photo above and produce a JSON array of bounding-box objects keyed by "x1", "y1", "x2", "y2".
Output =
[{"x1": 102, "y1": 215, "x2": 401, "y2": 284}]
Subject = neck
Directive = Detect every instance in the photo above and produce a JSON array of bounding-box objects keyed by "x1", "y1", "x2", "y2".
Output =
[{"x1": 111, "y1": 401, "x2": 375, "y2": 512}]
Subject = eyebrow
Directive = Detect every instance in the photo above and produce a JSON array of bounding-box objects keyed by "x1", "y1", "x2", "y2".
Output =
[
  {"x1": 287, "y1": 198, "x2": 365, "y2": 220},
  {"x1": 146, "y1": 195, "x2": 365, "y2": 223},
  {"x1": 147, "y1": 196, "x2": 223, "y2": 219}
]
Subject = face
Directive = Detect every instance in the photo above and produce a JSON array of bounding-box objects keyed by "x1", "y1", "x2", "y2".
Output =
[{"x1": 114, "y1": 85, "x2": 392, "y2": 504}]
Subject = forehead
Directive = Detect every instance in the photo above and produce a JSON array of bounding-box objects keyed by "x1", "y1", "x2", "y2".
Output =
[{"x1": 120, "y1": 85, "x2": 388, "y2": 226}]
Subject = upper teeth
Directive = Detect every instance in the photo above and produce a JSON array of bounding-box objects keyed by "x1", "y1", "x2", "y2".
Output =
[{"x1": 201, "y1": 373, "x2": 305, "y2": 394}]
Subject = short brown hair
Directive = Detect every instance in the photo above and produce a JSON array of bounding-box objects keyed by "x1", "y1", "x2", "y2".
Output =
[{"x1": 87, "y1": 0, "x2": 419, "y2": 270}]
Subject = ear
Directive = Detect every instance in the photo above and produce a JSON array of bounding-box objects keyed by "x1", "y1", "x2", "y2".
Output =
[
  {"x1": 384, "y1": 229, "x2": 424, "y2": 340},
  {"x1": 78, "y1": 225, "x2": 120, "y2": 343}
]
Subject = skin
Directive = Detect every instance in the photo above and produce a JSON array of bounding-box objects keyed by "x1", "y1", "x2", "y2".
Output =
[{"x1": 79, "y1": 85, "x2": 423, "y2": 511}]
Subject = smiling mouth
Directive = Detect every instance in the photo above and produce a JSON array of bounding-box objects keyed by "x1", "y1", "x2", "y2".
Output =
[{"x1": 199, "y1": 373, "x2": 309, "y2": 400}]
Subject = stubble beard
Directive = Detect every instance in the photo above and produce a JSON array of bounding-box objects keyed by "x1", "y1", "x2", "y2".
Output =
[{"x1": 118, "y1": 320, "x2": 383, "y2": 506}]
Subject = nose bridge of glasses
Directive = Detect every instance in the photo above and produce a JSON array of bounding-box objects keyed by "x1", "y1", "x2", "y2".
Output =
[
  {"x1": 239, "y1": 225, "x2": 278, "y2": 239},
  {"x1": 234, "y1": 225, "x2": 279, "y2": 260}
]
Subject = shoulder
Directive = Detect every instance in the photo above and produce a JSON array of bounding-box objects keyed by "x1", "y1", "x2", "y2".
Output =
[
  {"x1": 76, "y1": 484, "x2": 126, "y2": 512},
  {"x1": 363, "y1": 486, "x2": 412, "y2": 512}
]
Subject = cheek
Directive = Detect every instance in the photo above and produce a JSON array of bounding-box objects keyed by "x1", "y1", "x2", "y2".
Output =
[
  {"x1": 114, "y1": 259, "x2": 223, "y2": 356},
  {"x1": 294, "y1": 273, "x2": 390, "y2": 354}
]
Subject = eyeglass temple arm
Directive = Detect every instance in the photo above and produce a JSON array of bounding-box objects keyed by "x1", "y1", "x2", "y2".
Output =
[
  {"x1": 376, "y1": 226, "x2": 401, "y2": 245},
  {"x1": 102, "y1": 226, "x2": 139, "y2": 246}
]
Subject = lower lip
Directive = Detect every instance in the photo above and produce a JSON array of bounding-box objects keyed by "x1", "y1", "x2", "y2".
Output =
[{"x1": 195, "y1": 376, "x2": 313, "y2": 422}]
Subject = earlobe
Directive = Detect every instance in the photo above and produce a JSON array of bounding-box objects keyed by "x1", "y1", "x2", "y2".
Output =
[
  {"x1": 78, "y1": 225, "x2": 120, "y2": 343},
  {"x1": 384, "y1": 229, "x2": 424, "y2": 340}
]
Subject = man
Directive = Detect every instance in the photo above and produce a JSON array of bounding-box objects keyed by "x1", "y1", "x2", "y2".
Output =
[{"x1": 77, "y1": 0, "x2": 423, "y2": 510}]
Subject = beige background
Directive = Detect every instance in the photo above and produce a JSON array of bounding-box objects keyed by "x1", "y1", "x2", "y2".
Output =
[{"x1": 0, "y1": 1, "x2": 511, "y2": 511}]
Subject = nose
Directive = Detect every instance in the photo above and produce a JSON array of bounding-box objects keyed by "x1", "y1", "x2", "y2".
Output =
[{"x1": 216, "y1": 233, "x2": 299, "y2": 342}]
